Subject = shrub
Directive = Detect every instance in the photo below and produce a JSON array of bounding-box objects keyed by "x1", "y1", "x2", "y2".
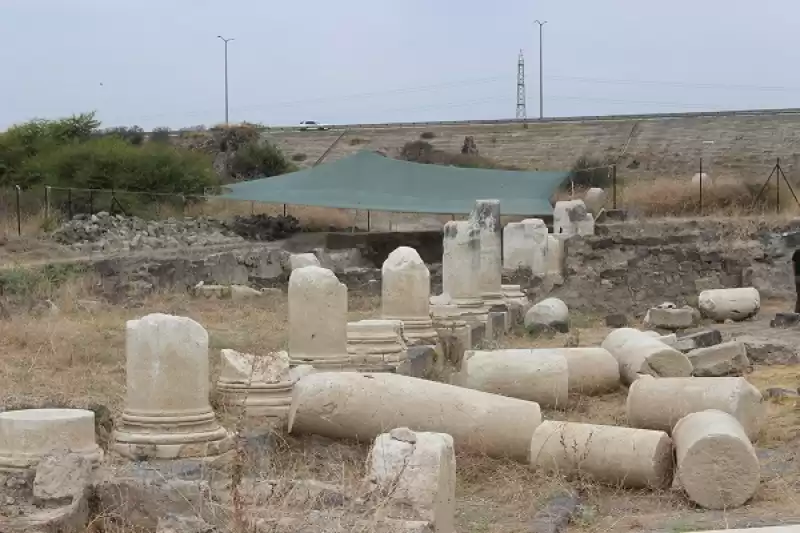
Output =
[
  {"x1": 98, "y1": 125, "x2": 146, "y2": 145},
  {"x1": 349, "y1": 137, "x2": 368, "y2": 146},
  {"x1": 420, "y1": 131, "x2": 436, "y2": 140},
  {"x1": 291, "y1": 153, "x2": 308, "y2": 162},
  {"x1": 398, "y1": 141, "x2": 517, "y2": 170},
  {"x1": 568, "y1": 155, "x2": 612, "y2": 190},
  {"x1": 228, "y1": 140, "x2": 295, "y2": 181},
  {"x1": 149, "y1": 127, "x2": 172, "y2": 143}
]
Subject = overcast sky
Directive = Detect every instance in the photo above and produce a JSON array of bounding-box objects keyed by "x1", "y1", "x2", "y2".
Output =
[{"x1": 2, "y1": 0, "x2": 799, "y2": 130}]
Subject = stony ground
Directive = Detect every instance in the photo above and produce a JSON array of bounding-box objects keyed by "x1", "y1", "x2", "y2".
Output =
[{"x1": 0, "y1": 280, "x2": 798, "y2": 532}]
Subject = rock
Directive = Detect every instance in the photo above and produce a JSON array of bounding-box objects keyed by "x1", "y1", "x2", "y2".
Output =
[
  {"x1": 525, "y1": 298, "x2": 569, "y2": 333},
  {"x1": 156, "y1": 514, "x2": 218, "y2": 533},
  {"x1": 738, "y1": 336, "x2": 800, "y2": 365},
  {"x1": 672, "y1": 329, "x2": 723, "y2": 353},
  {"x1": 686, "y1": 341, "x2": 750, "y2": 377},
  {"x1": 770, "y1": 312, "x2": 800, "y2": 328},
  {"x1": 763, "y1": 387, "x2": 799, "y2": 400},
  {"x1": 643, "y1": 307, "x2": 695, "y2": 330},
  {"x1": 605, "y1": 313, "x2": 628, "y2": 328},
  {"x1": 229, "y1": 284, "x2": 262, "y2": 300},
  {"x1": 528, "y1": 491, "x2": 582, "y2": 533},
  {"x1": 583, "y1": 188, "x2": 607, "y2": 215},
  {"x1": 283, "y1": 480, "x2": 348, "y2": 509},
  {"x1": 33, "y1": 452, "x2": 92, "y2": 504}
]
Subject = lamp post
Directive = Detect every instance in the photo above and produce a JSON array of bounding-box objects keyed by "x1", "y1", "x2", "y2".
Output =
[
  {"x1": 217, "y1": 35, "x2": 234, "y2": 124},
  {"x1": 533, "y1": 20, "x2": 547, "y2": 119}
]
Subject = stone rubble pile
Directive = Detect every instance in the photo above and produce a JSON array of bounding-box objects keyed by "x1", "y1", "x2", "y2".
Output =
[{"x1": 4, "y1": 193, "x2": 783, "y2": 531}]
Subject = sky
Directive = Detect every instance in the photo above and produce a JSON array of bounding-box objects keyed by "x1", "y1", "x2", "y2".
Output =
[{"x1": 2, "y1": 0, "x2": 799, "y2": 130}]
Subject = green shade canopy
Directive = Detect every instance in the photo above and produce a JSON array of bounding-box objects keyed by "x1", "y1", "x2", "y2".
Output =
[{"x1": 219, "y1": 151, "x2": 569, "y2": 215}]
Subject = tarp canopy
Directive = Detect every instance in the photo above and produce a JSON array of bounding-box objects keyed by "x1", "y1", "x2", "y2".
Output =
[{"x1": 219, "y1": 151, "x2": 570, "y2": 215}]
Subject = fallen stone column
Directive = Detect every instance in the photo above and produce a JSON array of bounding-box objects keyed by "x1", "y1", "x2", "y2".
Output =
[
  {"x1": 0, "y1": 409, "x2": 103, "y2": 471},
  {"x1": 626, "y1": 376, "x2": 764, "y2": 439},
  {"x1": 456, "y1": 349, "x2": 569, "y2": 408},
  {"x1": 686, "y1": 341, "x2": 750, "y2": 377},
  {"x1": 698, "y1": 287, "x2": 760, "y2": 322},
  {"x1": 550, "y1": 348, "x2": 621, "y2": 394},
  {"x1": 673, "y1": 410, "x2": 760, "y2": 509},
  {"x1": 528, "y1": 421, "x2": 673, "y2": 489},
  {"x1": 367, "y1": 427, "x2": 455, "y2": 533},
  {"x1": 381, "y1": 246, "x2": 438, "y2": 346},
  {"x1": 601, "y1": 328, "x2": 692, "y2": 385},
  {"x1": 112, "y1": 313, "x2": 233, "y2": 460},
  {"x1": 289, "y1": 372, "x2": 542, "y2": 461}
]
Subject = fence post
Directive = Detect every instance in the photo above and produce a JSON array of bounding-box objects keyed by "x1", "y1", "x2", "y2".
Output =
[
  {"x1": 44, "y1": 186, "x2": 50, "y2": 220},
  {"x1": 283, "y1": 204, "x2": 287, "y2": 217},
  {"x1": 15, "y1": 185, "x2": 21, "y2": 236}
]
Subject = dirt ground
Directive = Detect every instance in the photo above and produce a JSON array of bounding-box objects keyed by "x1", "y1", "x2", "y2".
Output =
[{"x1": 0, "y1": 281, "x2": 798, "y2": 532}]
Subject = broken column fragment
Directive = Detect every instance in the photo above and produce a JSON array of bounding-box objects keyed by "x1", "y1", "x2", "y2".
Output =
[
  {"x1": 524, "y1": 297, "x2": 570, "y2": 333},
  {"x1": 434, "y1": 220, "x2": 487, "y2": 325},
  {"x1": 626, "y1": 375, "x2": 764, "y2": 439},
  {"x1": 288, "y1": 266, "x2": 351, "y2": 369},
  {"x1": 0, "y1": 409, "x2": 102, "y2": 470},
  {"x1": 698, "y1": 287, "x2": 760, "y2": 322},
  {"x1": 112, "y1": 313, "x2": 232, "y2": 460},
  {"x1": 347, "y1": 319, "x2": 408, "y2": 369},
  {"x1": 550, "y1": 347, "x2": 621, "y2": 394},
  {"x1": 529, "y1": 421, "x2": 673, "y2": 489},
  {"x1": 381, "y1": 246, "x2": 438, "y2": 346},
  {"x1": 367, "y1": 428, "x2": 456, "y2": 533},
  {"x1": 686, "y1": 341, "x2": 750, "y2": 377},
  {"x1": 601, "y1": 328, "x2": 693, "y2": 385},
  {"x1": 553, "y1": 200, "x2": 594, "y2": 236},
  {"x1": 289, "y1": 372, "x2": 541, "y2": 461},
  {"x1": 673, "y1": 410, "x2": 760, "y2": 510},
  {"x1": 502, "y1": 218, "x2": 548, "y2": 276},
  {"x1": 456, "y1": 349, "x2": 569, "y2": 408},
  {"x1": 470, "y1": 199, "x2": 504, "y2": 307}
]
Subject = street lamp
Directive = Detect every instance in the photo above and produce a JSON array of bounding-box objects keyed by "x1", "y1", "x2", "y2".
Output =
[
  {"x1": 533, "y1": 20, "x2": 547, "y2": 119},
  {"x1": 217, "y1": 35, "x2": 234, "y2": 125}
]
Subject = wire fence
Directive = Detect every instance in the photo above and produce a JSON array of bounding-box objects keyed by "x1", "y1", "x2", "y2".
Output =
[{"x1": 2, "y1": 157, "x2": 798, "y2": 238}]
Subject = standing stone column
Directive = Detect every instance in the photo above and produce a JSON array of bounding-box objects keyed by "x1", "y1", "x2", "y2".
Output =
[
  {"x1": 439, "y1": 220, "x2": 484, "y2": 319},
  {"x1": 469, "y1": 199, "x2": 504, "y2": 307},
  {"x1": 523, "y1": 218, "x2": 549, "y2": 277},
  {"x1": 381, "y1": 246, "x2": 438, "y2": 345},
  {"x1": 288, "y1": 265, "x2": 350, "y2": 369},
  {"x1": 112, "y1": 313, "x2": 232, "y2": 460}
]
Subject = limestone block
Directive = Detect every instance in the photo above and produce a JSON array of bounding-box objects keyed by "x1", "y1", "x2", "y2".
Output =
[
  {"x1": 601, "y1": 328, "x2": 692, "y2": 385},
  {"x1": 502, "y1": 222, "x2": 527, "y2": 270},
  {"x1": 626, "y1": 376, "x2": 765, "y2": 439},
  {"x1": 289, "y1": 372, "x2": 542, "y2": 461},
  {"x1": 216, "y1": 350, "x2": 297, "y2": 422},
  {"x1": 289, "y1": 253, "x2": 320, "y2": 270},
  {"x1": 546, "y1": 235, "x2": 565, "y2": 281},
  {"x1": 550, "y1": 348, "x2": 620, "y2": 394},
  {"x1": 470, "y1": 199, "x2": 504, "y2": 306},
  {"x1": 368, "y1": 428, "x2": 455, "y2": 533},
  {"x1": 698, "y1": 287, "x2": 760, "y2": 322},
  {"x1": 529, "y1": 421, "x2": 673, "y2": 489},
  {"x1": 347, "y1": 319, "x2": 408, "y2": 366},
  {"x1": 644, "y1": 307, "x2": 695, "y2": 330},
  {"x1": 0, "y1": 409, "x2": 102, "y2": 471},
  {"x1": 673, "y1": 329, "x2": 723, "y2": 352},
  {"x1": 524, "y1": 219, "x2": 549, "y2": 276},
  {"x1": 687, "y1": 341, "x2": 750, "y2": 377},
  {"x1": 442, "y1": 221, "x2": 481, "y2": 306},
  {"x1": 673, "y1": 410, "x2": 760, "y2": 509},
  {"x1": 288, "y1": 266, "x2": 349, "y2": 366},
  {"x1": 112, "y1": 313, "x2": 232, "y2": 460},
  {"x1": 576, "y1": 213, "x2": 595, "y2": 236},
  {"x1": 382, "y1": 246, "x2": 438, "y2": 345},
  {"x1": 457, "y1": 349, "x2": 569, "y2": 408},
  {"x1": 501, "y1": 284, "x2": 530, "y2": 326},
  {"x1": 553, "y1": 200, "x2": 590, "y2": 237},
  {"x1": 524, "y1": 297, "x2": 569, "y2": 333},
  {"x1": 503, "y1": 219, "x2": 548, "y2": 276},
  {"x1": 583, "y1": 187, "x2": 607, "y2": 214}
]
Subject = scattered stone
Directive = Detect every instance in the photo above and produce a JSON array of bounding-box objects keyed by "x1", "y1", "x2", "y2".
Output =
[
  {"x1": 525, "y1": 297, "x2": 570, "y2": 333},
  {"x1": 673, "y1": 410, "x2": 760, "y2": 510},
  {"x1": 738, "y1": 336, "x2": 800, "y2": 365},
  {"x1": 368, "y1": 429, "x2": 455, "y2": 533},
  {"x1": 226, "y1": 213, "x2": 301, "y2": 241},
  {"x1": 672, "y1": 329, "x2": 723, "y2": 353},
  {"x1": 687, "y1": 341, "x2": 750, "y2": 377},
  {"x1": 288, "y1": 253, "x2": 320, "y2": 270},
  {"x1": 643, "y1": 307, "x2": 695, "y2": 330},
  {"x1": 605, "y1": 313, "x2": 628, "y2": 328},
  {"x1": 156, "y1": 514, "x2": 218, "y2": 533},
  {"x1": 626, "y1": 376, "x2": 765, "y2": 439},
  {"x1": 770, "y1": 312, "x2": 800, "y2": 328},
  {"x1": 698, "y1": 287, "x2": 760, "y2": 322},
  {"x1": 601, "y1": 328, "x2": 692, "y2": 385},
  {"x1": 529, "y1": 421, "x2": 673, "y2": 489},
  {"x1": 528, "y1": 491, "x2": 582, "y2": 533},
  {"x1": 33, "y1": 452, "x2": 92, "y2": 504}
]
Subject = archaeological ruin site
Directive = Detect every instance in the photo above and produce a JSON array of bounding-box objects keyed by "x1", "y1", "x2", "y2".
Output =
[{"x1": 3, "y1": 126, "x2": 800, "y2": 532}]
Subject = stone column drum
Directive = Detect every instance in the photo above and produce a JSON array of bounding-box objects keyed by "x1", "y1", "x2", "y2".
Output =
[
  {"x1": 288, "y1": 266, "x2": 350, "y2": 368},
  {"x1": 673, "y1": 410, "x2": 760, "y2": 510},
  {"x1": 347, "y1": 319, "x2": 408, "y2": 368},
  {"x1": 289, "y1": 372, "x2": 542, "y2": 461},
  {"x1": 626, "y1": 375, "x2": 765, "y2": 439},
  {"x1": 470, "y1": 199, "x2": 504, "y2": 307},
  {"x1": 381, "y1": 246, "x2": 438, "y2": 345},
  {"x1": 601, "y1": 328, "x2": 693, "y2": 385},
  {"x1": 112, "y1": 313, "x2": 233, "y2": 460},
  {"x1": 441, "y1": 221, "x2": 483, "y2": 312},
  {"x1": 529, "y1": 420, "x2": 674, "y2": 489},
  {"x1": 0, "y1": 409, "x2": 103, "y2": 470},
  {"x1": 549, "y1": 348, "x2": 620, "y2": 394}
]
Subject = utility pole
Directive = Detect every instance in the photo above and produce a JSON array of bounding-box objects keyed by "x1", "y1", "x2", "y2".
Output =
[
  {"x1": 516, "y1": 50, "x2": 526, "y2": 120},
  {"x1": 217, "y1": 35, "x2": 234, "y2": 124},
  {"x1": 534, "y1": 20, "x2": 547, "y2": 119}
]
